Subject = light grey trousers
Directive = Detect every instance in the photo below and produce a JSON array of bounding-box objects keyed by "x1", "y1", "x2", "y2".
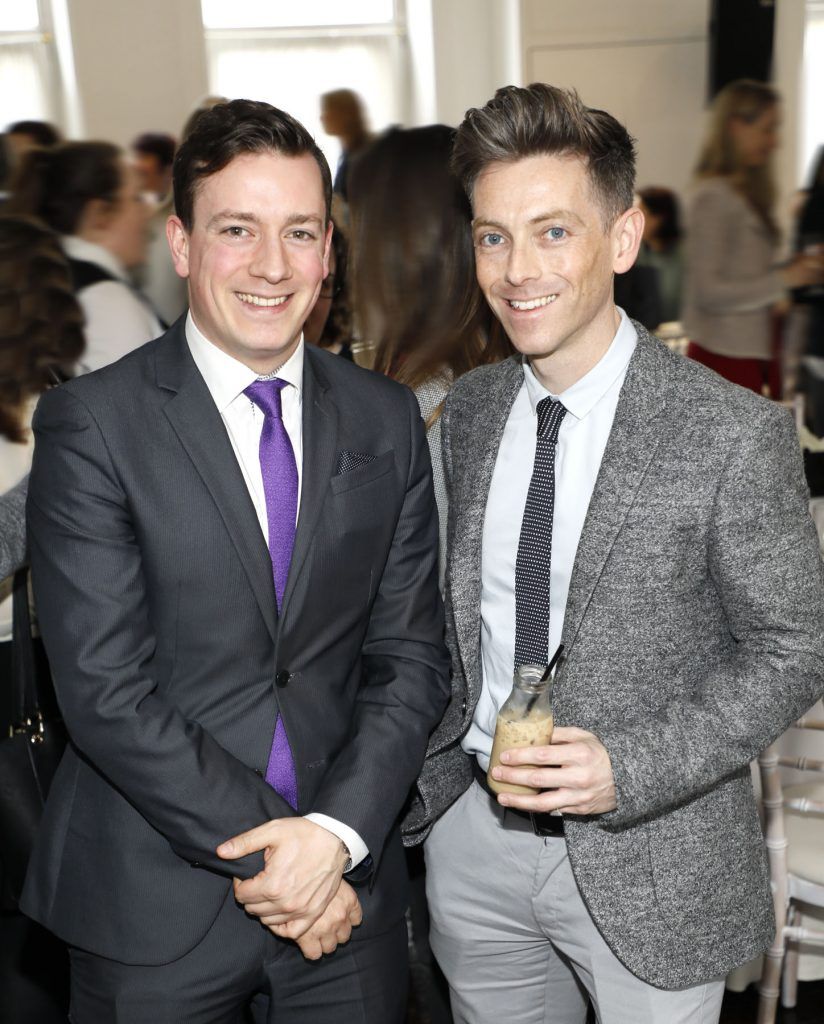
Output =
[{"x1": 424, "y1": 781, "x2": 725, "y2": 1024}]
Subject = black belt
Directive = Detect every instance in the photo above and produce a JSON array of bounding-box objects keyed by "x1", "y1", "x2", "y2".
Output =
[{"x1": 472, "y1": 758, "x2": 564, "y2": 837}]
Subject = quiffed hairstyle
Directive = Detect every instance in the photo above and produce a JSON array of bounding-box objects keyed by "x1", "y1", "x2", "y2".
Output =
[
  {"x1": 172, "y1": 99, "x2": 332, "y2": 231},
  {"x1": 451, "y1": 83, "x2": 637, "y2": 228},
  {"x1": 0, "y1": 216, "x2": 84, "y2": 442}
]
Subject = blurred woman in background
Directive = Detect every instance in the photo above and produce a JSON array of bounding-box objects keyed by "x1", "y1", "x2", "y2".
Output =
[
  {"x1": 683, "y1": 79, "x2": 822, "y2": 397},
  {"x1": 348, "y1": 124, "x2": 510, "y2": 579},
  {"x1": 9, "y1": 141, "x2": 161, "y2": 374},
  {"x1": 0, "y1": 214, "x2": 84, "y2": 1023}
]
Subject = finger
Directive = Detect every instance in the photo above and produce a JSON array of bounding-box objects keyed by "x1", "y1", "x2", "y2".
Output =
[
  {"x1": 296, "y1": 935, "x2": 323, "y2": 960},
  {"x1": 498, "y1": 786, "x2": 581, "y2": 813},
  {"x1": 491, "y1": 764, "x2": 579, "y2": 789},
  {"x1": 217, "y1": 821, "x2": 279, "y2": 859},
  {"x1": 349, "y1": 902, "x2": 363, "y2": 927},
  {"x1": 545, "y1": 726, "x2": 593, "y2": 743},
  {"x1": 499, "y1": 740, "x2": 589, "y2": 767}
]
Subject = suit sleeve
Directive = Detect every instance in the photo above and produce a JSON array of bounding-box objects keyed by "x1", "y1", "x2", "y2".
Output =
[
  {"x1": 597, "y1": 405, "x2": 824, "y2": 828},
  {"x1": 0, "y1": 474, "x2": 28, "y2": 579},
  {"x1": 28, "y1": 387, "x2": 294, "y2": 878},
  {"x1": 309, "y1": 387, "x2": 451, "y2": 864}
]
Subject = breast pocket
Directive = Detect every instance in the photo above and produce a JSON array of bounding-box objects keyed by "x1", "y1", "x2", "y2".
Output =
[{"x1": 329, "y1": 449, "x2": 395, "y2": 496}]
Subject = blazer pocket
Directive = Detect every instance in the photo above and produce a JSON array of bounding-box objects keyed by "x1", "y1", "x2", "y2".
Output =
[{"x1": 329, "y1": 449, "x2": 394, "y2": 495}]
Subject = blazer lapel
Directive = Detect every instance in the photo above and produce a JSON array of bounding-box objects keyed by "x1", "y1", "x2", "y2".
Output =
[
  {"x1": 155, "y1": 325, "x2": 278, "y2": 644},
  {"x1": 561, "y1": 329, "x2": 670, "y2": 654},
  {"x1": 450, "y1": 357, "x2": 524, "y2": 703},
  {"x1": 279, "y1": 347, "x2": 338, "y2": 620}
]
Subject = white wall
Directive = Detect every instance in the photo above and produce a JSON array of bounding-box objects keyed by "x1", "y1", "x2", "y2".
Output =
[
  {"x1": 428, "y1": 0, "x2": 522, "y2": 127},
  {"x1": 65, "y1": 0, "x2": 209, "y2": 146},
  {"x1": 520, "y1": 0, "x2": 711, "y2": 199}
]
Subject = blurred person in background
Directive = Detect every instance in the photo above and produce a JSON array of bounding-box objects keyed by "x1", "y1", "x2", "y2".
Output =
[
  {"x1": 131, "y1": 132, "x2": 176, "y2": 204},
  {"x1": 320, "y1": 89, "x2": 372, "y2": 204},
  {"x1": 4, "y1": 120, "x2": 61, "y2": 169},
  {"x1": 637, "y1": 185, "x2": 684, "y2": 324},
  {"x1": 348, "y1": 124, "x2": 510, "y2": 582},
  {"x1": 10, "y1": 141, "x2": 162, "y2": 373},
  {"x1": 683, "y1": 80, "x2": 823, "y2": 397},
  {"x1": 303, "y1": 222, "x2": 354, "y2": 359},
  {"x1": 0, "y1": 214, "x2": 84, "y2": 1024},
  {"x1": 131, "y1": 131, "x2": 181, "y2": 327}
]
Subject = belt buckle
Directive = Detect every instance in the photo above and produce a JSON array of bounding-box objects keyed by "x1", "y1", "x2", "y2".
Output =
[{"x1": 530, "y1": 812, "x2": 564, "y2": 837}]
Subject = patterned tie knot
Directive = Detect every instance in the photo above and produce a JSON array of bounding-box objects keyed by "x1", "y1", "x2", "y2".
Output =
[
  {"x1": 536, "y1": 396, "x2": 567, "y2": 443},
  {"x1": 244, "y1": 377, "x2": 288, "y2": 421}
]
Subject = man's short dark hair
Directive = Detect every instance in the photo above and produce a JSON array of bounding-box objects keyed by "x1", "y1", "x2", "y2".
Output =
[
  {"x1": 132, "y1": 132, "x2": 177, "y2": 169},
  {"x1": 452, "y1": 83, "x2": 636, "y2": 228},
  {"x1": 172, "y1": 99, "x2": 332, "y2": 231}
]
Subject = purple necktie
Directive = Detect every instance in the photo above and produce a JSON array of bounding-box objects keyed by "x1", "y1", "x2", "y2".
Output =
[{"x1": 244, "y1": 377, "x2": 298, "y2": 808}]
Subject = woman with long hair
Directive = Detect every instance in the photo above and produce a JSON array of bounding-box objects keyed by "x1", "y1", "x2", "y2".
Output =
[
  {"x1": 683, "y1": 79, "x2": 822, "y2": 396},
  {"x1": 348, "y1": 125, "x2": 510, "y2": 578},
  {"x1": 0, "y1": 214, "x2": 84, "y2": 1022},
  {"x1": 9, "y1": 141, "x2": 161, "y2": 374}
]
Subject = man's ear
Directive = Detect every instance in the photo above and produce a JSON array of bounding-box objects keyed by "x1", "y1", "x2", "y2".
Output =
[
  {"x1": 612, "y1": 206, "x2": 644, "y2": 274},
  {"x1": 166, "y1": 215, "x2": 190, "y2": 280},
  {"x1": 322, "y1": 220, "x2": 334, "y2": 277}
]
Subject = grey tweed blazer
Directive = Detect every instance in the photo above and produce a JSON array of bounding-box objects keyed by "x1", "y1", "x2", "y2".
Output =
[
  {"x1": 0, "y1": 475, "x2": 28, "y2": 579},
  {"x1": 404, "y1": 323, "x2": 824, "y2": 988}
]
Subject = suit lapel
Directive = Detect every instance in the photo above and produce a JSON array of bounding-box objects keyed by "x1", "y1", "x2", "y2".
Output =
[
  {"x1": 279, "y1": 347, "x2": 338, "y2": 620},
  {"x1": 451, "y1": 357, "x2": 524, "y2": 702},
  {"x1": 561, "y1": 329, "x2": 670, "y2": 654},
  {"x1": 155, "y1": 324, "x2": 278, "y2": 644}
]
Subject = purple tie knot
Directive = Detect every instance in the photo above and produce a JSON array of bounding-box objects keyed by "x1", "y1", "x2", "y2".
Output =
[{"x1": 245, "y1": 377, "x2": 288, "y2": 421}]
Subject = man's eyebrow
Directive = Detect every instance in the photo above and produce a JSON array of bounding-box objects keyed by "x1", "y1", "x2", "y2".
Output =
[
  {"x1": 471, "y1": 209, "x2": 586, "y2": 230},
  {"x1": 206, "y1": 211, "x2": 324, "y2": 229},
  {"x1": 207, "y1": 210, "x2": 260, "y2": 229},
  {"x1": 283, "y1": 213, "x2": 324, "y2": 228}
]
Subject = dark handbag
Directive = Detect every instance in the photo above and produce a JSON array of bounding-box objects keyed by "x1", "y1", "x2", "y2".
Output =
[{"x1": 0, "y1": 568, "x2": 67, "y2": 902}]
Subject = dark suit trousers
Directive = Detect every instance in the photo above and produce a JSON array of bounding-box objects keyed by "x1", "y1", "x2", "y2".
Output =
[{"x1": 67, "y1": 888, "x2": 407, "y2": 1024}]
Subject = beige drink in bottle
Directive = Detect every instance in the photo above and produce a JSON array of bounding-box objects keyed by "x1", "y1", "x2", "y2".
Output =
[{"x1": 487, "y1": 663, "x2": 555, "y2": 796}]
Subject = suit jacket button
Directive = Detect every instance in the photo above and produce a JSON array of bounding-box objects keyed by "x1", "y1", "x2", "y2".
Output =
[
  {"x1": 276, "y1": 670, "x2": 291, "y2": 688},
  {"x1": 461, "y1": 698, "x2": 467, "y2": 716}
]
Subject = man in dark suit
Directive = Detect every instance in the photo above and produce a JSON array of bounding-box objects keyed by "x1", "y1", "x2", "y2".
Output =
[
  {"x1": 22, "y1": 99, "x2": 449, "y2": 1023},
  {"x1": 405, "y1": 84, "x2": 824, "y2": 1023}
]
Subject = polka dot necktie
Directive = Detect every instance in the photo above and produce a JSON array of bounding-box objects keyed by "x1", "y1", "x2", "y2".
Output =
[{"x1": 513, "y1": 397, "x2": 567, "y2": 669}]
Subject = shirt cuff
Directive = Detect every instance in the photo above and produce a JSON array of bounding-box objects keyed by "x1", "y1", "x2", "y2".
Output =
[{"x1": 304, "y1": 813, "x2": 369, "y2": 870}]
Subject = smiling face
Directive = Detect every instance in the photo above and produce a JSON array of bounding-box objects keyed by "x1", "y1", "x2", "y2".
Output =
[
  {"x1": 167, "y1": 150, "x2": 331, "y2": 374},
  {"x1": 471, "y1": 153, "x2": 642, "y2": 392}
]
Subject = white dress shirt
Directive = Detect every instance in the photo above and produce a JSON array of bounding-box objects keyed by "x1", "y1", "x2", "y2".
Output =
[
  {"x1": 186, "y1": 313, "x2": 368, "y2": 868},
  {"x1": 63, "y1": 236, "x2": 163, "y2": 375},
  {"x1": 464, "y1": 310, "x2": 638, "y2": 768}
]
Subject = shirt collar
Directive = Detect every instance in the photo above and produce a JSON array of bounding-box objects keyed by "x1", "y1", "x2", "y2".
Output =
[
  {"x1": 185, "y1": 311, "x2": 304, "y2": 414},
  {"x1": 62, "y1": 235, "x2": 129, "y2": 284},
  {"x1": 523, "y1": 307, "x2": 638, "y2": 421}
]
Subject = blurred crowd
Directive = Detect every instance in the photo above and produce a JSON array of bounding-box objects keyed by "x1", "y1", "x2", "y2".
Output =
[{"x1": 1, "y1": 78, "x2": 824, "y2": 1023}]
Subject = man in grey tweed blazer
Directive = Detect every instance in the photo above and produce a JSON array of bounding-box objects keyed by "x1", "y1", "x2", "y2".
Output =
[{"x1": 404, "y1": 84, "x2": 824, "y2": 1023}]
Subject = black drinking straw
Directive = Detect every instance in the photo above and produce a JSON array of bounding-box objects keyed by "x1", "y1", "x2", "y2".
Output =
[{"x1": 541, "y1": 643, "x2": 565, "y2": 682}]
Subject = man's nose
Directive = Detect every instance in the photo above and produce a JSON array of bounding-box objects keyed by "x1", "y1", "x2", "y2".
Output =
[
  {"x1": 505, "y1": 241, "x2": 541, "y2": 287},
  {"x1": 250, "y1": 235, "x2": 291, "y2": 282}
]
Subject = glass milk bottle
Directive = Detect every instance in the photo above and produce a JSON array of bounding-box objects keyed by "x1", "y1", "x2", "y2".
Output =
[{"x1": 487, "y1": 664, "x2": 554, "y2": 796}]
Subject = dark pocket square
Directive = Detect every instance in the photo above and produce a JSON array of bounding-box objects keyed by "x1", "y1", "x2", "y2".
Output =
[{"x1": 335, "y1": 449, "x2": 377, "y2": 476}]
